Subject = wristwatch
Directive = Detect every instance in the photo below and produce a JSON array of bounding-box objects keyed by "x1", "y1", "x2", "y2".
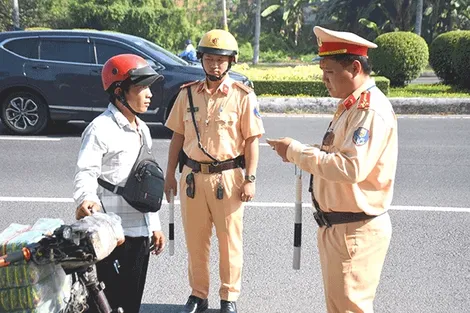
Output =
[{"x1": 244, "y1": 174, "x2": 256, "y2": 183}]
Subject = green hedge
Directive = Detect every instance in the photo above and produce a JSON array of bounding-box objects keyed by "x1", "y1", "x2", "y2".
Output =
[
  {"x1": 370, "y1": 32, "x2": 428, "y2": 87},
  {"x1": 253, "y1": 77, "x2": 390, "y2": 96},
  {"x1": 430, "y1": 31, "x2": 468, "y2": 85},
  {"x1": 452, "y1": 32, "x2": 470, "y2": 89}
]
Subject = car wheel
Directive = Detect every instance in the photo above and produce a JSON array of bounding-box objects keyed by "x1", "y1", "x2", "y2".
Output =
[{"x1": 1, "y1": 91, "x2": 49, "y2": 135}]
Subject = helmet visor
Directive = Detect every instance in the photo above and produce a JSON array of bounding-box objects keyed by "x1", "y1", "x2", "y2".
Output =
[
  {"x1": 128, "y1": 65, "x2": 164, "y2": 86},
  {"x1": 197, "y1": 46, "x2": 237, "y2": 57}
]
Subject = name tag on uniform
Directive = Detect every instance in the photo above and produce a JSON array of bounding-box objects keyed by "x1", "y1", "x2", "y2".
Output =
[{"x1": 187, "y1": 107, "x2": 199, "y2": 112}]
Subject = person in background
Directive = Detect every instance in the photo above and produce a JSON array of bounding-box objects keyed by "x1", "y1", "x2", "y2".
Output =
[{"x1": 179, "y1": 39, "x2": 198, "y2": 62}]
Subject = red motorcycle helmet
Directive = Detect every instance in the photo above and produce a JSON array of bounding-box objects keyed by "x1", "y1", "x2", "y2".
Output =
[{"x1": 102, "y1": 54, "x2": 163, "y2": 93}]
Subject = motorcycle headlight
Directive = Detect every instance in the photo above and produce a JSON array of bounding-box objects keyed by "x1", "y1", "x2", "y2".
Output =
[{"x1": 62, "y1": 226, "x2": 73, "y2": 241}]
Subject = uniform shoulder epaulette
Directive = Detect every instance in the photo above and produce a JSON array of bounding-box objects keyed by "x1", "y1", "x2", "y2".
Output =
[
  {"x1": 180, "y1": 80, "x2": 200, "y2": 89},
  {"x1": 233, "y1": 81, "x2": 253, "y2": 94},
  {"x1": 357, "y1": 90, "x2": 371, "y2": 110}
]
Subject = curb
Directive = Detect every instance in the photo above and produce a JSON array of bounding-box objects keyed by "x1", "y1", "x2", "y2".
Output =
[{"x1": 258, "y1": 97, "x2": 470, "y2": 115}]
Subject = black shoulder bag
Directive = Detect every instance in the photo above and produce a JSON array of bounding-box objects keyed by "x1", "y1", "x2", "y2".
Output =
[{"x1": 98, "y1": 134, "x2": 165, "y2": 213}]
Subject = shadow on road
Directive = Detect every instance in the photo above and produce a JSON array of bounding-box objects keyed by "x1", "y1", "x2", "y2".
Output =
[
  {"x1": 141, "y1": 303, "x2": 219, "y2": 313},
  {"x1": 0, "y1": 121, "x2": 173, "y2": 140}
]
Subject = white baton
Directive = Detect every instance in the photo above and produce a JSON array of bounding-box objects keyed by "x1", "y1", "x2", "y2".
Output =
[
  {"x1": 293, "y1": 166, "x2": 302, "y2": 270},
  {"x1": 169, "y1": 190, "x2": 175, "y2": 256}
]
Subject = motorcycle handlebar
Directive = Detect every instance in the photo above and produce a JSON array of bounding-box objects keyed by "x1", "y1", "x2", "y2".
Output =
[{"x1": 0, "y1": 246, "x2": 32, "y2": 268}]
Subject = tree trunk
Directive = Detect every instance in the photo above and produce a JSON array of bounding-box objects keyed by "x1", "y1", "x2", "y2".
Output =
[
  {"x1": 415, "y1": 0, "x2": 423, "y2": 35},
  {"x1": 253, "y1": 0, "x2": 261, "y2": 65},
  {"x1": 12, "y1": 0, "x2": 20, "y2": 30},
  {"x1": 222, "y1": 0, "x2": 228, "y2": 31}
]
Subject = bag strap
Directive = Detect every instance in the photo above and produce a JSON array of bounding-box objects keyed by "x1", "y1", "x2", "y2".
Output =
[
  {"x1": 98, "y1": 178, "x2": 125, "y2": 195},
  {"x1": 187, "y1": 86, "x2": 220, "y2": 163},
  {"x1": 97, "y1": 126, "x2": 150, "y2": 196}
]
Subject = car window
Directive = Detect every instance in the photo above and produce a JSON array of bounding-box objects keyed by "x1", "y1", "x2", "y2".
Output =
[
  {"x1": 3, "y1": 38, "x2": 39, "y2": 59},
  {"x1": 39, "y1": 39, "x2": 91, "y2": 63},
  {"x1": 136, "y1": 39, "x2": 188, "y2": 66},
  {"x1": 94, "y1": 41, "x2": 140, "y2": 64}
]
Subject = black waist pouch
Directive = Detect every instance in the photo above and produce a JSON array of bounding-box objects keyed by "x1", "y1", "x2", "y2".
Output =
[{"x1": 98, "y1": 144, "x2": 165, "y2": 213}]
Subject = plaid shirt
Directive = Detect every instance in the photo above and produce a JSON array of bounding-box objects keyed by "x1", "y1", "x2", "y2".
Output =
[{"x1": 73, "y1": 104, "x2": 161, "y2": 237}]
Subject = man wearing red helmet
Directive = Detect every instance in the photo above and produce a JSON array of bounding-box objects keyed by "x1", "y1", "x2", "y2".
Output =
[{"x1": 73, "y1": 54, "x2": 166, "y2": 313}]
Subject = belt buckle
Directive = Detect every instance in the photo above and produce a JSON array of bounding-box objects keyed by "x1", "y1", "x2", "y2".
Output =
[{"x1": 200, "y1": 163, "x2": 211, "y2": 174}]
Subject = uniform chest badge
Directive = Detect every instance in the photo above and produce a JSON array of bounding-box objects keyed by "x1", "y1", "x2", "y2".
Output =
[{"x1": 353, "y1": 127, "x2": 369, "y2": 146}]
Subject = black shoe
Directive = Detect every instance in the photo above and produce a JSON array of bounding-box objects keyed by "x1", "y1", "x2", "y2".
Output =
[
  {"x1": 220, "y1": 300, "x2": 237, "y2": 313},
  {"x1": 179, "y1": 295, "x2": 209, "y2": 313}
]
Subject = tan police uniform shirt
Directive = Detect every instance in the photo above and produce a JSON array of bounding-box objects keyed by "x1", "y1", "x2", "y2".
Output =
[
  {"x1": 166, "y1": 76, "x2": 265, "y2": 161},
  {"x1": 286, "y1": 78, "x2": 398, "y2": 215}
]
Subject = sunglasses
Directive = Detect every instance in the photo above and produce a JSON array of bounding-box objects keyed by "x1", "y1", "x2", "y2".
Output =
[{"x1": 186, "y1": 172, "x2": 195, "y2": 199}]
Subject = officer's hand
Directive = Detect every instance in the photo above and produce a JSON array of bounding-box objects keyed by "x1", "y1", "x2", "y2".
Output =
[
  {"x1": 241, "y1": 181, "x2": 255, "y2": 202},
  {"x1": 266, "y1": 137, "x2": 294, "y2": 162},
  {"x1": 75, "y1": 200, "x2": 101, "y2": 220},
  {"x1": 150, "y1": 231, "x2": 165, "y2": 256},
  {"x1": 164, "y1": 176, "x2": 177, "y2": 201}
]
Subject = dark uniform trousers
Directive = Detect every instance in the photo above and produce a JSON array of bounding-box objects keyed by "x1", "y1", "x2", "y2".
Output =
[{"x1": 87, "y1": 236, "x2": 151, "y2": 313}]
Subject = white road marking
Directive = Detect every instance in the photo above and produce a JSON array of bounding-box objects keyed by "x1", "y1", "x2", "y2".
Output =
[
  {"x1": 0, "y1": 197, "x2": 469, "y2": 213},
  {"x1": 261, "y1": 114, "x2": 470, "y2": 119},
  {"x1": 0, "y1": 197, "x2": 73, "y2": 202},
  {"x1": 0, "y1": 136, "x2": 60, "y2": 141}
]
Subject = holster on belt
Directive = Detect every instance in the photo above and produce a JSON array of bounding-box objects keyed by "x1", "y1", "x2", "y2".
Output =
[{"x1": 178, "y1": 149, "x2": 188, "y2": 173}]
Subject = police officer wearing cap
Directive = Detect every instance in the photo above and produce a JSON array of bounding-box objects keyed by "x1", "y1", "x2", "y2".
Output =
[
  {"x1": 268, "y1": 26, "x2": 398, "y2": 313},
  {"x1": 164, "y1": 29, "x2": 265, "y2": 313},
  {"x1": 73, "y1": 54, "x2": 166, "y2": 313}
]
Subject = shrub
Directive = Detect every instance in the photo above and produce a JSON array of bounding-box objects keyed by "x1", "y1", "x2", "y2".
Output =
[
  {"x1": 370, "y1": 32, "x2": 429, "y2": 87},
  {"x1": 238, "y1": 42, "x2": 253, "y2": 63},
  {"x1": 259, "y1": 32, "x2": 292, "y2": 52},
  {"x1": 452, "y1": 32, "x2": 470, "y2": 89},
  {"x1": 430, "y1": 30, "x2": 469, "y2": 85},
  {"x1": 260, "y1": 50, "x2": 290, "y2": 62},
  {"x1": 232, "y1": 64, "x2": 322, "y2": 81},
  {"x1": 253, "y1": 77, "x2": 390, "y2": 96}
]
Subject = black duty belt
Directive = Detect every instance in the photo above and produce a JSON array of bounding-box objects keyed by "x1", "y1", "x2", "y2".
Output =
[
  {"x1": 185, "y1": 155, "x2": 245, "y2": 174},
  {"x1": 313, "y1": 210, "x2": 377, "y2": 228},
  {"x1": 312, "y1": 197, "x2": 379, "y2": 227}
]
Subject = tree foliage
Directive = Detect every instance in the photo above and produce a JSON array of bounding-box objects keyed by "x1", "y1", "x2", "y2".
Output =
[{"x1": 1, "y1": 0, "x2": 469, "y2": 61}]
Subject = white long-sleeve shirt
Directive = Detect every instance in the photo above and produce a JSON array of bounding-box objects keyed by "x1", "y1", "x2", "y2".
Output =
[{"x1": 73, "y1": 103, "x2": 161, "y2": 237}]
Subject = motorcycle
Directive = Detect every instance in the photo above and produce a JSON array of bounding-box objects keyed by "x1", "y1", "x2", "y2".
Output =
[{"x1": 0, "y1": 213, "x2": 125, "y2": 313}]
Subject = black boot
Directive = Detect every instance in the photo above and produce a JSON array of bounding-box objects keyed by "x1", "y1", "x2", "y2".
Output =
[
  {"x1": 179, "y1": 295, "x2": 209, "y2": 313},
  {"x1": 220, "y1": 300, "x2": 237, "y2": 313}
]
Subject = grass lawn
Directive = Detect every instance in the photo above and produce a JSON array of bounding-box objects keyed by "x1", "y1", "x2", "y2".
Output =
[
  {"x1": 233, "y1": 64, "x2": 470, "y2": 98},
  {"x1": 389, "y1": 84, "x2": 470, "y2": 98}
]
